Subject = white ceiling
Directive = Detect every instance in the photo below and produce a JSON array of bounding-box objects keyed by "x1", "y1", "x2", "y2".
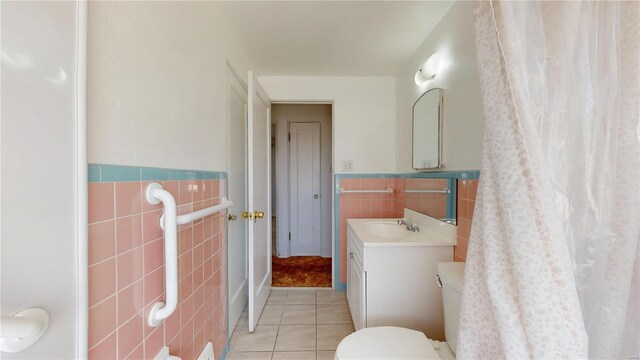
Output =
[{"x1": 217, "y1": 1, "x2": 454, "y2": 77}]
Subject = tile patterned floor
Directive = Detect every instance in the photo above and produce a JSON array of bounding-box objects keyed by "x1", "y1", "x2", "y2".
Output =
[{"x1": 227, "y1": 290, "x2": 353, "y2": 360}]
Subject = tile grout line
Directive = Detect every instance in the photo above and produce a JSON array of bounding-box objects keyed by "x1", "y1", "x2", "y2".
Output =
[
  {"x1": 112, "y1": 182, "x2": 120, "y2": 359},
  {"x1": 88, "y1": 327, "x2": 115, "y2": 352},
  {"x1": 141, "y1": 186, "x2": 148, "y2": 360}
]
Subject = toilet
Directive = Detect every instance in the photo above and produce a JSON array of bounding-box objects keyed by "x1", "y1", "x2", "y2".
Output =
[{"x1": 335, "y1": 262, "x2": 464, "y2": 359}]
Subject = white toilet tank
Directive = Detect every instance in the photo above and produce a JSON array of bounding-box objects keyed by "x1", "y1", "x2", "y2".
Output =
[{"x1": 437, "y1": 262, "x2": 465, "y2": 355}]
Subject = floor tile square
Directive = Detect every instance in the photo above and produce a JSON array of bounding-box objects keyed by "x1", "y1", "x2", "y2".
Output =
[
  {"x1": 316, "y1": 291, "x2": 346, "y2": 305},
  {"x1": 317, "y1": 324, "x2": 354, "y2": 351},
  {"x1": 274, "y1": 325, "x2": 316, "y2": 351},
  {"x1": 267, "y1": 290, "x2": 288, "y2": 305},
  {"x1": 272, "y1": 351, "x2": 316, "y2": 360},
  {"x1": 285, "y1": 290, "x2": 316, "y2": 304},
  {"x1": 281, "y1": 305, "x2": 316, "y2": 325},
  {"x1": 317, "y1": 351, "x2": 336, "y2": 360},
  {"x1": 317, "y1": 304, "x2": 352, "y2": 324},
  {"x1": 230, "y1": 324, "x2": 279, "y2": 352},
  {"x1": 258, "y1": 305, "x2": 285, "y2": 325},
  {"x1": 226, "y1": 351, "x2": 273, "y2": 360}
]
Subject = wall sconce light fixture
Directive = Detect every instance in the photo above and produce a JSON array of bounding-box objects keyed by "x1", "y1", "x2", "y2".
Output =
[{"x1": 414, "y1": 52, "x2": 441, "y2": 86}]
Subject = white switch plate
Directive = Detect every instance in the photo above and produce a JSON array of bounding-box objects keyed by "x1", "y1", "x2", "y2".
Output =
[{"x1": 342, "y1": 160, "x2": 353, "y2": 172}]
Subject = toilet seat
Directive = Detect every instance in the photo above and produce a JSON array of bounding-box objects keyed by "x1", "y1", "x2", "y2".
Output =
[{"x1": 335, "y1": 326, "x2": 449, "y2": 360}]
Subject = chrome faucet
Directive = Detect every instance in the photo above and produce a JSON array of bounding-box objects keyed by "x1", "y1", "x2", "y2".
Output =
[{"x1": 397, "y1": 219, "x2": 420, "y2": 232}]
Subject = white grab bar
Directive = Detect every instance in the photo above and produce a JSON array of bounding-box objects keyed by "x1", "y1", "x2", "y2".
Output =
[
  {"x1": 145, "y1": 183, "x2": 178, "y2": 327},
  {"x1": 339, "y1": 187, "x2": 394, "y2": 194},
  {"x1": 144, "y1": 183, "x2": 233, "y2": 327},
  {"x1": 159, "y1": 198, "x2": 234, "y2": 230}
]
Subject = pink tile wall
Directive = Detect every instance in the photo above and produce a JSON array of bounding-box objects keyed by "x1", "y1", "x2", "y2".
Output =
[
  {"x1": 403, "y1": 179, "x2": 448, "y2": 219},
  {"x1": 88, "y1": 179, "x2": 228, "y2": 360},
  {"x1": 455, "y1": 179, "x2": 478, "y2": 262},
  {"x1": 339, "y1": 178, "x2": 397, "y2": 282},
  {"x1": 394, "y1": 179, "x2": 406, "y2": 218}
]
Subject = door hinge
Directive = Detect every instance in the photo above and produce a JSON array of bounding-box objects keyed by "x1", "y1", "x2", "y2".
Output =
[
  {"x1": 289, "y1": 232, "x2": 291, "y2": 241},
  {"x1": 288, "y1": 133, "x2": 291, "y2": 141}
]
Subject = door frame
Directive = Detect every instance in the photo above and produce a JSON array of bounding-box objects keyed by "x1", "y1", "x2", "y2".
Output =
[
  {"x1": 77, "y1": 1, "x2": 88, "y2": 356},
  {"x1": 272, "y1": 101, "x2": 335, "y2": 288},
  {"x1": 225, "y1": 61, "x2": 249, "y2": 333}
]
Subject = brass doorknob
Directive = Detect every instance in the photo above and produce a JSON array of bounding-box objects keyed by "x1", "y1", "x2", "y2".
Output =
[
  {"x1": 241, "y1": 211, "x2": 264, "y2": 221},
  {"x1": 228, "y1": 214, "x2": 237, "y2": 222}
]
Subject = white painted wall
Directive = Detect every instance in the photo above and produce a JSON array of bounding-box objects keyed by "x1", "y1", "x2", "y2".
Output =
[
  {"x1": 260, "y1": 77, "x2": 397, "y2": 173},
  {"x1": 395, "y1": 1, "x2": 483, "y2": 172},
  {"x1": 88, "y1": 2, "x2": 254, "y2": 171},
  {"x1": 272, "y1": 104, "x2": 333, "y2": 258},
  {"x1": 1, "y1": 1, "x2": 87, "y2": 358},
  {"x1": 88, "y1": 1, "x2": 479, "y2": 176}
]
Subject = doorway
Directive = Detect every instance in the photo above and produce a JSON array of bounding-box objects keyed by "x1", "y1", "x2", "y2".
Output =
[{"x1": 272, "y1": 104, "x2": 333, "y2": 287}]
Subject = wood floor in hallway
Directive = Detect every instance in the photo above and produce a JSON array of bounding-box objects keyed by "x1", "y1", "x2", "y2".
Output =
[{"x1": 272, "y1": 256, "x2": 332, "y2": 287}]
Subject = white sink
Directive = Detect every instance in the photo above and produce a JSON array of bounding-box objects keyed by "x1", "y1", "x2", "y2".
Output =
[
  {"x1": 347, "y1": 210, "x2": 457, "y2": 247},
  {"x1": 362, "y1": 221, "x2": 410, "y2": 239}
]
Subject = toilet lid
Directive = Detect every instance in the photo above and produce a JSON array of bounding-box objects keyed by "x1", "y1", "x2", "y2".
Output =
[{"x1": 335, "y1": 326, "x2": 441, "y2": 359}]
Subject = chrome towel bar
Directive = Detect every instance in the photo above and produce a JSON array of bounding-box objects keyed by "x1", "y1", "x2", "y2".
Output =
[
  {"x1": 404, "y1": 189, "x2": 450, "y2": 194},
  {"x1": 339, "y1": 188, "x2": 394, "y2": 195}
]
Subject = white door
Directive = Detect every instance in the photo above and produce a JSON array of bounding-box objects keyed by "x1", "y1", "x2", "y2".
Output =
[
  {"x1": 247, "y1": 71, "x2": 272, "y2": 332},
  {"x1": 227, "y1": 67, "x2": 248, "y2": 332},
  {"x1": 1, "y1": 1, "x2": 87, "y2": 358},
  {"x1": 289, "y1": 123, "x2": 321, "y2": 256}
]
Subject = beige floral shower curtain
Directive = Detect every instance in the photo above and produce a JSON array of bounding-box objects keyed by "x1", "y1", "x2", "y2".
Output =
[{"x1": 458, "y1": 1, "x2": 639, "y2": 358}]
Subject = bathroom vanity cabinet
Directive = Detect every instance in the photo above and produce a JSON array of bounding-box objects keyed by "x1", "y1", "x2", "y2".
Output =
[{"x1": 345, "y1": 214, "x2": 455, "y2": 340}]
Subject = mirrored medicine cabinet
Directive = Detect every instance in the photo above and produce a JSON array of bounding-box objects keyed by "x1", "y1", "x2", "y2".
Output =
[{"x1": 412, "y1": 88, "x2": 443, "y2": 170}]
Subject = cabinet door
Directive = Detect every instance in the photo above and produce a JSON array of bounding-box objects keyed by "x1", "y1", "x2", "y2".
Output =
[
  {"x1": 346, "y1": 243, "x2": 354, "y2": 313},
  {"x1": 352, "y1": 257, "x2": 366, "y2": 330}
]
